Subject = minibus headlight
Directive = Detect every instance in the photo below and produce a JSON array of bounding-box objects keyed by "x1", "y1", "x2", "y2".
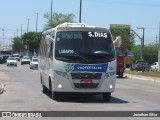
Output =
[
  {"x1": 105, "y1": 71, "x2": 116, "y2": 79},
  {"x1": 105, "y1": 73, "x2": 110, "y2": 78},
  {"x1": 54, "y1": 70, "x2": 69, "y2": 79}
]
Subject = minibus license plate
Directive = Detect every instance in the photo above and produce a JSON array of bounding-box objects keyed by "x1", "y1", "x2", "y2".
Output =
[{"x1": 80, "y1": 80, "x2": 92, "y2": 84}]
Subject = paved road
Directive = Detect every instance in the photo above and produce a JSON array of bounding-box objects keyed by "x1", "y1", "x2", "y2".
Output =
[{"x1": 0, "y1": 62, "x2": 160, "y2": 119}]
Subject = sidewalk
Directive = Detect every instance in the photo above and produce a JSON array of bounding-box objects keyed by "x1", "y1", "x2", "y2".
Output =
[{"x1": 124, "y1": 73, "x2": 160, "y2": 83}]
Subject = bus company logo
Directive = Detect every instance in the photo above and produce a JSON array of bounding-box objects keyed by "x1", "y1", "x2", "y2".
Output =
[
  {"x1": 65, "y1": 64, "x2": 74, "y2": 72},
  {"x1": 2, "y1": 112, "x2": 12, "y2": 117},
  {"x1": 65, "y1": 64, "x2": 108, "y2": 73}
]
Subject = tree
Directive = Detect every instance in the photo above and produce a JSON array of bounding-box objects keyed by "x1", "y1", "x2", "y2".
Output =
[
  {"x1": 22, "y1": 32, "x2": 41, "y2": 54},
  {"x1": 132, "y1": 44, "x2": 158, "y2": 64},
  {"x1": 44, "y1": 12, "x2": 75, "y2": 30},
  {"x1": 143, "y1": 44, "x2": 158, "y2": 64},
  {"x1": 12, "y1": 37, "x2": 25, "y2": 53}
]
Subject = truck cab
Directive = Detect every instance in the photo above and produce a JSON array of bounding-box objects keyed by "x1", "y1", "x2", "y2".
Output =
[{"x1": 115, "y1": 46, "x2": 125, "y2": 78}]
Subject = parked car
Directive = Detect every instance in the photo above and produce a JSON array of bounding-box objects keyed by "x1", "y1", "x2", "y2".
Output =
[
  {"x1": 6, "y1": 57, "x2": 17, "y2": 66},
  {"x1": 150, "y1": 62, "x2": 158, "y2": 71},
  {"x1": 31, "y1": 56, "x2": 38, "y2": 62},
  {"x1": 130, "y1": 60, "x2": 150, "y2": 72},
  {"x1": 30, "y1": 58, "x2": 38, "y2": 69},
  {"x1": 32, "y1": 56, "x2": 38, "y2": 60},
  {"x1": 12, "y1": 54, "x2": 20, "y2": 61},
  {"x1": 0, "y1": 56, "x2": 3, "y2": 64},
  {"x1": 21, "y1": 56, "x2": 31, "y2": 65},
  {"x1": 1, "y1": 55, "x2": 10, "y2": 63}
]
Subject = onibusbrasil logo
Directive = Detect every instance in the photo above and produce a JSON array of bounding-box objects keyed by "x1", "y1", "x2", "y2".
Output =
[{"x1": 65, "y1": 64, "x2": 74, "y2": 72}]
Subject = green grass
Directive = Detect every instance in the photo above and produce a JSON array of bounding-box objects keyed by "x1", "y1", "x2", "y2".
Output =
[{"x1": 125, "y1": 70, "x2": 160, "y2": 78}]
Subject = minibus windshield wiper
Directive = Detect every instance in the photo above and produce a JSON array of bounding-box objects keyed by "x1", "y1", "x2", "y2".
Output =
[
  {"x1": 56, "y1": 57, "x2": 70, "y2": 61},
  {"x1": 82, "y1": 52, "x2": 112, "y2": 60},
  {"x1": 58, "y1": 54, "x2": 89, "y2": 61}
]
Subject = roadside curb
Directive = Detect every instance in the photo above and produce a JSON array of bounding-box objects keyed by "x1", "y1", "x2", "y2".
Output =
[{"x1": 125, "y1": 74, "x2": 160, "y2": 83}]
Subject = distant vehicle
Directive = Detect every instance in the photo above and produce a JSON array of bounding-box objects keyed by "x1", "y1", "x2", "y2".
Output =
[
  {"x1": 30, "y1": 58, "x2": 38, "y2": 69},
  {"x1": 130, "y1": 60, "x2": 150, "y2": 72},
  {"x1": 6, "y1": 57, "x2": 17, "y2": 66},
  {"x1": 124, "y1": 51, "x2": 135, "y2": 68},
  {"x1": 0, "y1": 56, "x2": 3, "y2": 64},
  {"x1": 12, "y1": 54, "x2": 20, "y2": 61},
  {"x1": 31, "y1": 56, "x2": 38, "y2": 60},
  {"x1": 150, "y1": 62, "x2": 158, "y2": 71},
  {"x1": 0, "y1": 48, "x2": 12, "y2": 63},
  {"x1": 114, "y1": 36, "x2": 125, "y2": 78},
  {"x1": 21, "y1": 56, "x2": 30, "y2": 65}
]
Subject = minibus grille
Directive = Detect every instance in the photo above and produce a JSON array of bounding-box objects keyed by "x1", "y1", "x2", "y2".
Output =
[{"x1": 71, "y1": 73, "x2": 102, "y2": 79}]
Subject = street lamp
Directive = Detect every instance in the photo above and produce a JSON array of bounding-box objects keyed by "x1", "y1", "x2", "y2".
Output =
[{"x1": 137, "y1": 27, "x2": 145, "y2": 60}]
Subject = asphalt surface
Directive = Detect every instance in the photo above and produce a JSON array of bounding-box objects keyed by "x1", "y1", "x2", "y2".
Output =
[
  {"x1": 0, "y1": 68, "x2": 160, "y2": 94},
  {"x1": 0, "y1": 63, "x2": 160, "y2": 120},
  {"x1": 1, "y1": 66, "x2": 160, "y2": 92}
]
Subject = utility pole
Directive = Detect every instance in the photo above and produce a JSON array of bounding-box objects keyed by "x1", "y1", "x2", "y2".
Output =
[
  {"x1": 2, "y1": 29, "x2": 5, "y2": 46},
  {"x1": 35, "y1": 12, "x2": 39, "y2": 32},
  {"x1": 137, "y1": 27, "x2": 145, "y2": 60},
  {"x1": 9, "y1": 36, "x2": 12, "y2": 46},
  {"x1": 51, "y1": 0, "x2": 53, "y2": 24},
  {"x1": 17, "y1": 29, "x2": 19, "y2": 37},
  {"x1": 14, "y1": 32, "x2": 16, "y2": 38},
  {"x1": 158, "y1": 22, "x2": 160, "y2": 71},
  {"x1": 155, "y1": 35, "x2": 158, "y2": 47},
  {"x1": 20, "y1": 24, "x2": 23, "y2": 38},
  {"x1": 27, "y1": 19, "x2": 29, "y2": 33},
  {"x1": 142, "y1": 28, "x2": 145, "y2": 47},
  {"x1": 79, "y1": 0, "x2": 82, "y2": 23},
  {"x1": 131, "y1": 29, "x2": 143, "y2": 60}
]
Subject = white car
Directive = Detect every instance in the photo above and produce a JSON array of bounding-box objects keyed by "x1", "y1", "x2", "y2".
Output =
[
  {"x1": 150, "y1": 62, "x2": 158, "y2": 71},
  {"x1": 32, "y1": 56, "x2": 38, "y2": 60},
  {"x1": 12, "y1": 54, "x2": 20, "y2": 61},
  {"x1": 6, "y1": 57, "x2": 17, "y2": 66},
  {"x1": 30, "y1": 58, "x2": 38, "y2": 69},
  {"x1": 21, "y1": 56, "x2": 31, "y2": 65}
]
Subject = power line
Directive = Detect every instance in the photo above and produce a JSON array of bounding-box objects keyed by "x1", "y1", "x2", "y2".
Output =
[{"x1": 144, "y1": 28, "x2": 159, "y2": 29}]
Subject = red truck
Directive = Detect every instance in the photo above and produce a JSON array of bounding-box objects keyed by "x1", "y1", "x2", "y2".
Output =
[{"x1": 114, "y1": 36, "x2": 125, "y2": 78}]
